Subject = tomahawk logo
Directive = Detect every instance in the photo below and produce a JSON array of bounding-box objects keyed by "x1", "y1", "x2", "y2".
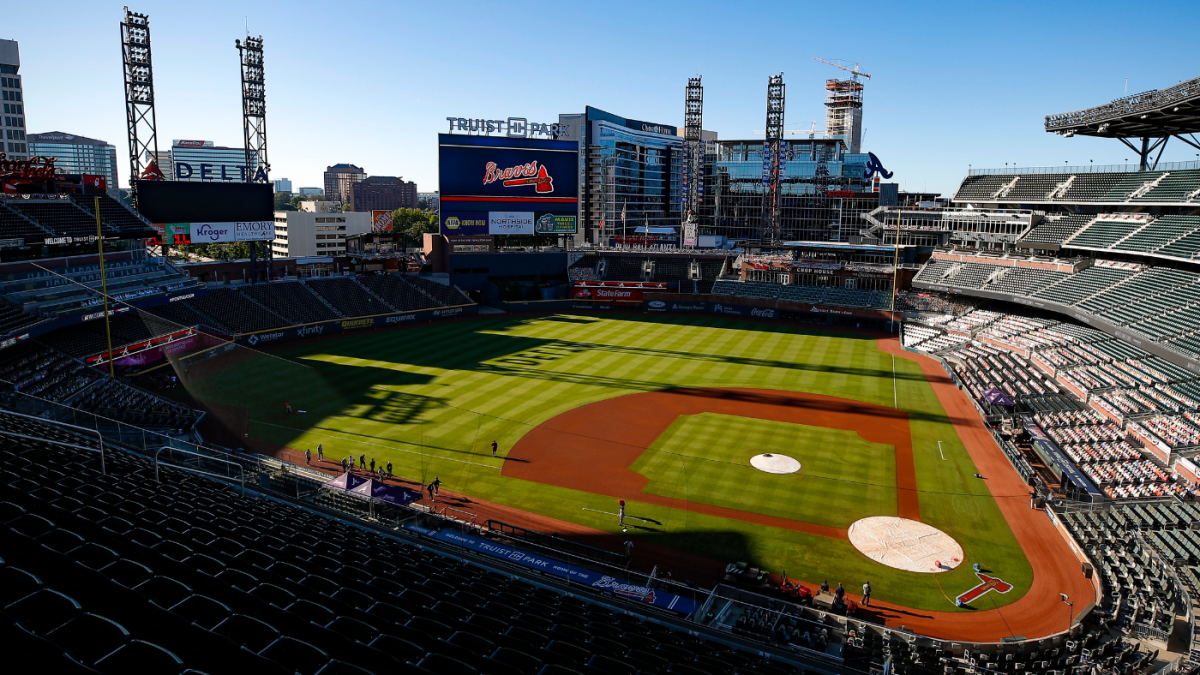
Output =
[
  {"x1": 483, "y1": 161, "x2": 554, "y2": 193},
  {"x1": 863, "y1": 152, "x2": 894, "y2": 179},
  {"x1": 955, "y1": 572, "x2": 1012, "y2": 605},
  {"x1": 592, "y1": 576, "x2": 656, "y2": 603}
]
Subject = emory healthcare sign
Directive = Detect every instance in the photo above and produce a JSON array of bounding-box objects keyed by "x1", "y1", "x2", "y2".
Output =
[{"x1": 169, "y1": 221, "x2": 274, "y2": 243}]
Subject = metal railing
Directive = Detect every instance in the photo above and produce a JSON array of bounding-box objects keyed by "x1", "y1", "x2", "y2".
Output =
[
  {"x1": 968, "y1": 160, "x2": 1200, "y2": 176},
  {"x1": 154, "y1": 445, "x2": 247, "y2": 495},
  {"x1": 0, "y1": 409, "x2": 106, "y2": 475}
]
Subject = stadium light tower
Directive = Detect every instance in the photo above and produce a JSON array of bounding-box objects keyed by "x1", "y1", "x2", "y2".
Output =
[
  {"x1": 236, "y1": 35, "x2": 269, "y2": 182},
  {"x1": 761, "y1": 74, "x2": 785, "y2": 244},
  {"x1": 682, "y1": 77, "x2": 704, "y2": 246},
  {"x1": 120, "y1": 8, "x2": 160, "y2": 207}
]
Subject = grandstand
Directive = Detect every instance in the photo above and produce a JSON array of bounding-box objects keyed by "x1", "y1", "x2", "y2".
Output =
[{"x1": 0, "y1": 195, "x2": 155, "y2": 245}]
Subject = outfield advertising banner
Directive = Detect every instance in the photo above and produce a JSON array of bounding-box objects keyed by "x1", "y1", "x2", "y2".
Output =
[
  {"x1": 233, "y1": 304, "x2": 478, "y2": 347},
  {"x1": 488, "y1": 211, "x2": 535, "y2": 235},
  {"x1": 441, "y1": 211, "x2": 489, "y2": 236},
  {"x1": 535, "y1": 213, "x2": 577, "y2": 234},
  {"x1": 571, "y1": 287, "x2": 643, "y2": 301},
  {"x1": 646, "y1": 300, "x2": 707, "y2": 313},
  {"x1": 711, "y1": 302, "x2": 778, "y2": 319},
  {"x1": 186, "y1": 221, "x2": 275, "y2": 243},
  {"x1": 406, "y1": 523, "x2": 698, "y2": 616}
]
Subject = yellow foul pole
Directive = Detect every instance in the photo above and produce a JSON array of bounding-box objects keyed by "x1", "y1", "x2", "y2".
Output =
[{"x1": 94, "y1": 197, "x2": 116, "y2": 378}]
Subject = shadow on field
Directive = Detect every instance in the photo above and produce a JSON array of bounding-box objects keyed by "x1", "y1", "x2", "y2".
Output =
[{"x1": 520, "y1": 529, "x2": 753, "y2": 588}]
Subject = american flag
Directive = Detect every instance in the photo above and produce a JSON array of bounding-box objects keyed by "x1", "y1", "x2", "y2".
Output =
[{"x1": 621, "y1": 202, "x2": 626, "y2": 224}]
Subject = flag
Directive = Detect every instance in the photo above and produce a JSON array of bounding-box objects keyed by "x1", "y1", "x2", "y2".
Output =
[{"x1": 620, "y1": 202, "x2": 626, "y2": 225}]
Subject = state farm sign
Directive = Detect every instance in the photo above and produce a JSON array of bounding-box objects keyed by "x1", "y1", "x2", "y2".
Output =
[{"x1": 572, "y1": 287, "x2": 643, "y2": 301}]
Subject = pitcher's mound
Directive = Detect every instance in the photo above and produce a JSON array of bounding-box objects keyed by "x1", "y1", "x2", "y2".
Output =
[
  {"x1": 848, "y1": 516, "x2": 963, "y2": 573},
  {"x1": 750, "y1": 453, "x2": 801, "y2": 474}
]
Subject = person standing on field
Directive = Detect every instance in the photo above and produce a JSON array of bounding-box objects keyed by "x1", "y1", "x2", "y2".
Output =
[
  {"x1": 304, "y1": 449, "x2": 311, "y2": 466},
  {"x1": 386, "y1": 460, "x2": 393, "y2": 478},
  {"x1": 317, "y1": 444, "x2": 323, "y2": 461},
  {"x1": 492, "y1": 440, "x2": 498, "y2": 458},
  {"x1": 862, "y1": 581, "x2": 871, "y2": 606}
]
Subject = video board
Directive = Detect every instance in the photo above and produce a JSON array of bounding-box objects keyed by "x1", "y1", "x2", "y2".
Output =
[{"x1": 438, "y1": 134, "x2": 578, "y2": 236}]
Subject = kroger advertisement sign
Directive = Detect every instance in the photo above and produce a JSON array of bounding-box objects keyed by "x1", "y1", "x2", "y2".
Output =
[{"x1": 182, "y1": 221, "x2": 275, "y2": 243}]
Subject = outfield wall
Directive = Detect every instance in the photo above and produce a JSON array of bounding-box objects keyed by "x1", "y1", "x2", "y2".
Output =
[
  {"x1": 642, "y1": 293, "x2": 899, "y2": 328},
  {"x1": 231, "y1": 303, "x2": 479, "y2": 347},
  {"x1": 501, "y1": 293, "x2": 901, "y2": 329}
]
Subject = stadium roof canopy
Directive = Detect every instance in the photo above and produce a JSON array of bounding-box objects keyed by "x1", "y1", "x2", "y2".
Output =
[
  {"x1": 1045, "y1": 76, "x2": 1200, "y2": 138},
  {"x1": 1045, "y1": 76, "x2": 1200, "y2": 170}
]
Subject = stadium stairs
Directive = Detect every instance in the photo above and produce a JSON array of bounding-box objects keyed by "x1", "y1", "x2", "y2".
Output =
[{"x1": 0, "y1": 410, "x2": 824, "y2": 675}]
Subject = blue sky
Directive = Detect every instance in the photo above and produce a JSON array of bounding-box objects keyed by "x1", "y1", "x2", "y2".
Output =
[{"x1": 10, "y1": 0, "x2": 1199, "y2": 197}]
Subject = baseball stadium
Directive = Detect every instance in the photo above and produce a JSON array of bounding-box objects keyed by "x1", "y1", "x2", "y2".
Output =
[{"x1": 4, "y1": 10, "x2": 1200, "y2": 675}]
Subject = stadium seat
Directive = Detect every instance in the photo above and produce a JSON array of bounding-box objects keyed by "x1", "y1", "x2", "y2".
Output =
[
  {"x1": 45, "y1": 613, "x2": 132, "y2": 665},
  {"x1": 5, "y1": 588, "x2": 83, "y2": 634},
  {"x1": 258, "y1": 636, "x2": 330, "y2": 675},
  {"x1": 93, "y1": 639, "x2": 185, "y2": 675},
  {"x1": 417, "y1": 652, "x2": 478, "y2": 675},
  {"x1": 213, "y1": 613, "x2": 280, "y2": 653}
]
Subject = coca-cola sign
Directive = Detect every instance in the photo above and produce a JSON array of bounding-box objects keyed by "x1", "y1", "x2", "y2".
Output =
[{"x1": 0, "y1": 154, "x2": 58, "y2": 178}]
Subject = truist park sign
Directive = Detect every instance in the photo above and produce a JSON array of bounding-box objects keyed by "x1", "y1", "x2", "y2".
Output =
[{"x1": 446, "y1": 117, "x2": 571, "y2": 139}]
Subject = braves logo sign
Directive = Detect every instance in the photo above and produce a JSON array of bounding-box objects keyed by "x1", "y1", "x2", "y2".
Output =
[
  {"x1": 863, "y1": 152, "x2": 894, "y2": 180},
  {"x1": 483, "y1": 161, "x2": 554, "y2": 193},
  {"x1": 955, "y1": 572, "x2": 1012, "y2": 605},
  {"x1": 592, "y1": 576, "x2": 656, "y2": 603}
]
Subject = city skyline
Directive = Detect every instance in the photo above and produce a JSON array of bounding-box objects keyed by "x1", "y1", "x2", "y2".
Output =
[{"x1": 6, "y1": 0, "x2": 1199, "y2": 198}]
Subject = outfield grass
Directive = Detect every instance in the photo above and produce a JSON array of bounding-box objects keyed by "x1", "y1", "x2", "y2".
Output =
[
  {"x1": 181, "y1": 313, "x2": 1032, "y2": 611},
  {"x1": 630, "y1": 413, "x2": 897, "y2": 528}
]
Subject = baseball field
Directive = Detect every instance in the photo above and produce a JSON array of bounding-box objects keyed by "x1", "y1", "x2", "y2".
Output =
[{"x1": 179, "y1": 313, "x2": 1043, "y2": 618}]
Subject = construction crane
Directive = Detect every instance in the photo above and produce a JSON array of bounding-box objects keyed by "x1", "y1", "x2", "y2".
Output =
[
  {"x1": 813, "y1": 57, "x2": 871, "y2": 81},
  {"x1": 753, "y1": 121, "x2": 823, "y2": 138}
]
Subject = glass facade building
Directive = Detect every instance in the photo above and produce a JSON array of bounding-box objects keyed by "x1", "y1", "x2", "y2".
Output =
[
  {"x1": 558, "y1": 107, "x2": 682, "y2": 244},
  {"x1": 27, "y1": 132, "x2": 119, "y2": 195},
  {"x1": 1, "y1": 39, "x2": 28, "y2": 160},
  {"x1": 701, "y1": 138, "x2": 875, "y2": 242}
]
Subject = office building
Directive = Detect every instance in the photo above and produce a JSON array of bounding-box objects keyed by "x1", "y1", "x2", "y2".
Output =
[
  {"x1": 271, "y1": 209, "x2": 372, "y2": 258},
  {"x1": 350, "y1": 176, "x2": 417, "y2": 212},
  {"x1": 298, "y1": 187, "x2": 323, "y2": 197},
  {"x1": 273, "y1": 177, "x2": 293, "y2": 194},
  {"x1": 700, "y1": 137, "x2": 875, "y2": 242},
  {"x1": 323, "y1": 164, "x2": 365, "y2": 203},
  {"x1": 0, "y1": 40, "x2": 28, "y2": 161},
  {"x1": 418, "y1": 191, "x2": 439, "y2": 209},
  {"x1": 169, "y1": 139, "x2": 260, "y2": 182},
  {"x1": 556, "y1": 106, "x2": 683, "y2": 244},
  {"x1": 27, "y1": 132, "x2": 119, "y2": 195}
]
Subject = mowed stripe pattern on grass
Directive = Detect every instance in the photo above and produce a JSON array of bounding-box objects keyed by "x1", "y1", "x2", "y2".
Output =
[
  {"x1": 182, "y1": 314, "x2": 1031, "y2": 612},
  {"x1": 631, "y1": 413, "x2": 898, "y2": 529}
]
